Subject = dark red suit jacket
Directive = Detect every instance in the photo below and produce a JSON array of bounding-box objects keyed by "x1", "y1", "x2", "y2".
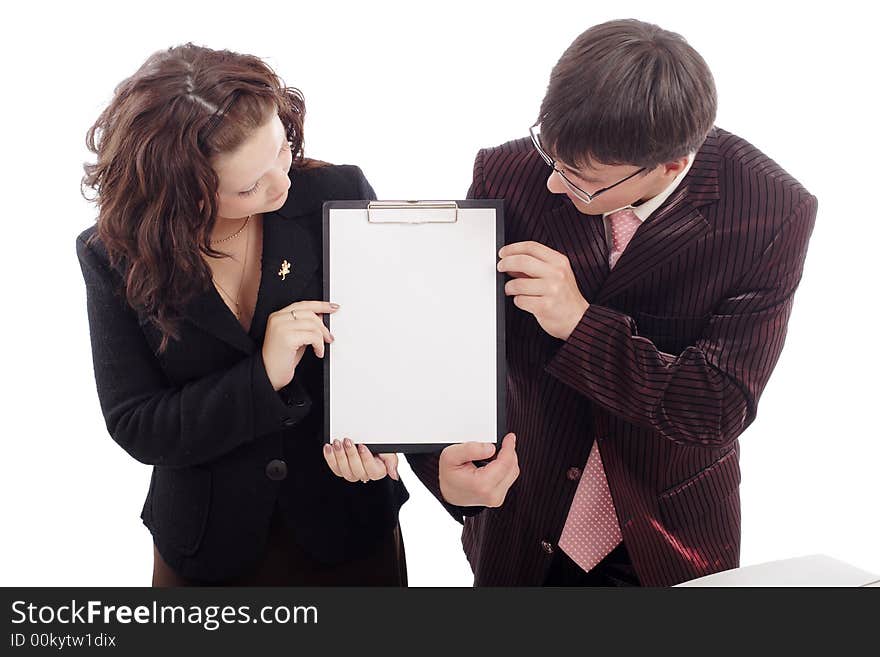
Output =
[{"x1": 409, "y1": 127, "x2": 818, "y2": 586}]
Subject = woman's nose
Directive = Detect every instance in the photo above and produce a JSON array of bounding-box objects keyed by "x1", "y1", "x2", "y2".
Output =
[{"x1": 269, "y1": 168, "x2": 292, "y2": 193}]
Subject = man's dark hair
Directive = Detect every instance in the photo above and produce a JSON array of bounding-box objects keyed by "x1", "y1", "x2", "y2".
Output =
[{"x1": 538, "y1": 19, "x2": 717, "y2": 170}]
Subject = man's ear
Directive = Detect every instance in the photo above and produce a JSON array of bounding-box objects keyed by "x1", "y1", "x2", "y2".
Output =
[{"x1": 662, "y1": 156, "x2": 690, "y2": 178}]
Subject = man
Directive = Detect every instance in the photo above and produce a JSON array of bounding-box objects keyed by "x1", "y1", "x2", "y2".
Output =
[{"x1": 410, "y1": 18, "x2": 818, "y2": 586}]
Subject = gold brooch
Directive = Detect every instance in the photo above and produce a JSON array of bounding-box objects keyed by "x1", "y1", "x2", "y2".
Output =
[{"x1": 278, "y1": 259, "x2": 291, "y2": 280}]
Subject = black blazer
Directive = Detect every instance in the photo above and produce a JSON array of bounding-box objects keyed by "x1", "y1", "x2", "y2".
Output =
[{"x1": 76, "y1": 164, "x2": 409, "y2": 582}]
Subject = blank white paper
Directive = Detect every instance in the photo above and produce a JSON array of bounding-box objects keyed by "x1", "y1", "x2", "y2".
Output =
[{"x1": 327, "y1": 205, "x2": 500, "y2": 448}]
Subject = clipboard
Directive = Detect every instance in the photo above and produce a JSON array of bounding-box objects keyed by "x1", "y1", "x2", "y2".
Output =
[{"x1": 322, "y1": 199, "x2": 506, "y2": 453}]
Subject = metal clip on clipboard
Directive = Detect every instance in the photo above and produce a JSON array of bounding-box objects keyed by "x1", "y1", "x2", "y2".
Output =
[{"x1": 367, "y1": 200, "x2": 459, "y2": 224}]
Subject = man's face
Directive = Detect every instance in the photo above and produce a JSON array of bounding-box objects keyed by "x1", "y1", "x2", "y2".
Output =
[{"x1": 545, "y1": 157, "x2": 687, "y2": 215}]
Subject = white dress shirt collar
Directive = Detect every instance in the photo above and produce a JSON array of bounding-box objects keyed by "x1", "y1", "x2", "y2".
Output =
[{"x1": 602, "y1": 154, "x2": 695, "y2": 223}]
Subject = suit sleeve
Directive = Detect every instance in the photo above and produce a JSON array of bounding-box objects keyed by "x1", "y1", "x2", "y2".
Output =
[
  {"x1": 404, "y1": 150, "x2": 492, "y2": 524},
  {"x1": 76, "y1": 236, "x2": 309, "y2": 469},
  {"x1": 543, "y1": 194, "x2": 819, "y2": 449}
]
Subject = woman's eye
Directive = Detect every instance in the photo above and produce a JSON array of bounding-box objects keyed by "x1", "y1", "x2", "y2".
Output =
[
  {"x1": 240, "y1": 180, "x2": 261, "y2": 197},
  {"x1": 239, "y1": 145, "x2": 291, "y2": 197}
]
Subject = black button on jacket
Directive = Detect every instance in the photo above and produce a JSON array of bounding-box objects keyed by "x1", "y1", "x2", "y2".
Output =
[{"x1": 76, "y1": 163, "x2": 410, "y2": 582}]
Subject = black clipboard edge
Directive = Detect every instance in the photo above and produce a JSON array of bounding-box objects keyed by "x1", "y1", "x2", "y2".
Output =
[{"x1": 322, "y1": 199, "x2": 506, "y2": 455}]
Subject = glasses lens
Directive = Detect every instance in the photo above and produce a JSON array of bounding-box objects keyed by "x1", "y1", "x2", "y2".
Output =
[{"x1": 558, "y1": 171, "x2": 593, "y2": 203}]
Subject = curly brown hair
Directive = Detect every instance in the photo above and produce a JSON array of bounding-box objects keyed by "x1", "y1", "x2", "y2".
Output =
[{"x1": 81, "y1": 42, "x2": 318, "y2": 355}]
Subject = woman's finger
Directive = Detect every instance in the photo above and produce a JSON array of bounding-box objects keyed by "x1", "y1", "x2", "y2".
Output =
[
  {"x1": 377, "y1": 453, "x2": 399, "y2": 480},
  {"x1": 359, "y1": 445, "x2": 389, "y2": 480},
  {"x1": 287, "y1": 311, "x2": 333, "y2": 344},
  {"x1": 332, "y1": 439, "x2": 357, "y2": 482},
  {"x1": 279, "y1": 300, "x2": 339, "y2": 316},
  {"x1": 288, "y1": 329, "x2": 325, "y2": 359},
  {"x1": 323, "y1": 443, "x2": 343, "y2": 477},
  {"x1": 343, "y1": 438, "x2": 369, "y2": 482}
]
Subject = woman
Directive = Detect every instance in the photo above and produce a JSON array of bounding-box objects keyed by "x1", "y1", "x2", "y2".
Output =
[{"x1": 76, "y1": 43, "x2": 406, "y2": 586}]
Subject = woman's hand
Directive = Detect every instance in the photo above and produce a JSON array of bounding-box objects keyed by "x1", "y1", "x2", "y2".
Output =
[
  {"x1": 323, "y1": 438, "x2": 399, "y2": 482},
  {"x1": 262, "y1": 300, "x2": 338, "y2": 391}
]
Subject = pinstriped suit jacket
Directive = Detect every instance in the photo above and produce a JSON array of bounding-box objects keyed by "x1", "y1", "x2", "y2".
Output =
[{"x1": 409, "y1": 127, "x2": 817, "y2": 586}]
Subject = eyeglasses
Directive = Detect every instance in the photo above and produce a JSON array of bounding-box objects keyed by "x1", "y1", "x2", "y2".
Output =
[{"x1": 529, "y1": 123, "x2": 647, "y2": 205}]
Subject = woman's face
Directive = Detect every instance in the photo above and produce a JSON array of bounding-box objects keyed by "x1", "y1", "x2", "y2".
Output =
[{"x1": 210, "y1": 112, "x2": 293, "y2": 222}]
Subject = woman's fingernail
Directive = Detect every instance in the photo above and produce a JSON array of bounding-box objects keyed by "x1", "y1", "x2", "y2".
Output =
[
  {"x1": 344, "y1": 438, "x2": 353, "y2": 449},
  {"x1": 330, "y1": 333, "x2": 335, "y2": 341},
  {"x1": 334, "y1": 440, "x2": 342, "y2": 451},
  {"x1": 330, "y1": 303, "x2": 340, "y2": 310}
]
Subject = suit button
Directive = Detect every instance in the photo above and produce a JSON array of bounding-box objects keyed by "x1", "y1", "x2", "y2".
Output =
[
  {"x1": 295, "y1": 399, "x2": 307, "y2": 407},
  {"x1": 265, "y1": 459, "x2": 287, "y2": 481},
  {"x1": 541, "y1": 540, "x2": 554, "y2": 555},
  {"x1": 281, "y1": 416, "x2": 297, "y2": 427},
  {"x1": 567, "y1": 467, "x2": 581, "y2": 481}
]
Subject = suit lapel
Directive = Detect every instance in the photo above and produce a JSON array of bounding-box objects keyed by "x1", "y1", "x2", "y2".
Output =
[
  {"x1": 595, "y1": 189, "x2": 709, "y2": 303},
  {"x1": 541, "y1": 199, "x2": 610, "y2": 302},
  {"x1": 252, "y1": 209, "x2": 320, "y2": 341},
  {"x1": 537, "y1": 129, "x2": 722, "y2": 304},
  {"x1": 183, "y1": 187, "x2": 320, "y2": 355},
  {"x1": 596, "y1": 129, "x2": 722, "y2": 303}
]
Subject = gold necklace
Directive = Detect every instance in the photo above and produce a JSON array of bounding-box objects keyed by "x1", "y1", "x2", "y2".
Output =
[
  {"x1": 211, "y1": 217, "x2": 251, "y2": 319},
  {"x1": 211, "y1": 214, "x2": 251, "y2": 244}
]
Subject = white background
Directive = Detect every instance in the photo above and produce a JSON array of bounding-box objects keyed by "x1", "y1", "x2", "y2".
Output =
[{"x1": 1, "y1": 0, "x2": 877, "y2": 586}]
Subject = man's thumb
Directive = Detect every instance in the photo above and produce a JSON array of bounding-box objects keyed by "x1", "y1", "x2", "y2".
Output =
[{"x1": 444, "y1": 441, "x2": 497, "y2": 465}]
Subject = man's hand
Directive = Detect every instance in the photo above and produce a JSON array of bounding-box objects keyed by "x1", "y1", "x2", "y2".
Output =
[
  {"x1": 439, "y1": 433, "x2": 519, "y2": 507},
  {"x1": 498, "y1": 241, "x2": 589, "y2": 340}
]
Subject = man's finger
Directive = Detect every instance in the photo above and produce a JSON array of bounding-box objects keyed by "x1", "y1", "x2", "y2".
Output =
[
  {"x1": 505, "y1": 278, "x2": 547, "y2": 297},
  {"x1": 497, "y1": 254, "x2": 553, "y2": 279},
  {"x1": 441, "y1": 441, "x2": 497, "y2": 468},
  {"x1": 477, "y1": 434, "x2": 519, "y2": 491},
  {"x1": 512, "y1": 294, "x2": 542, "y2": 315},
  {"x1": 492, "y1": 434, "x2": 520, "y2": 494},
  {"x1": 499, "y1": 241, "x2": 561, "y2": 263}
]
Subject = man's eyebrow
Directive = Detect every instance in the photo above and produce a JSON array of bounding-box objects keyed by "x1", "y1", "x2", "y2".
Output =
[{"x1": 560, "y1": 162, "x2": 601, "y2": 183}]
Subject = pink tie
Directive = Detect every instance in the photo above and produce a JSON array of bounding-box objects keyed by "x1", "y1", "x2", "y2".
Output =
[
  {"x1": 607, "y1": 208, "x2": 642, "y2": 269},
  {"x1": 559, "y1": 441, "x2": 622, "y2": 573},
  {"x1": 557, "y1": 210, "x2": 638, "y2": 573}
]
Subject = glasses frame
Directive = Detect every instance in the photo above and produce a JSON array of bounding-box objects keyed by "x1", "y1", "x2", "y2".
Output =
[{"x1": 529, "y1": 123, "x2": 647, "y2": 205}]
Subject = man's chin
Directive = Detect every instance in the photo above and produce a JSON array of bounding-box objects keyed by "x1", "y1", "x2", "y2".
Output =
[{"x1": 568, "y1": 196, "x2": 604, "y2": 216}]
